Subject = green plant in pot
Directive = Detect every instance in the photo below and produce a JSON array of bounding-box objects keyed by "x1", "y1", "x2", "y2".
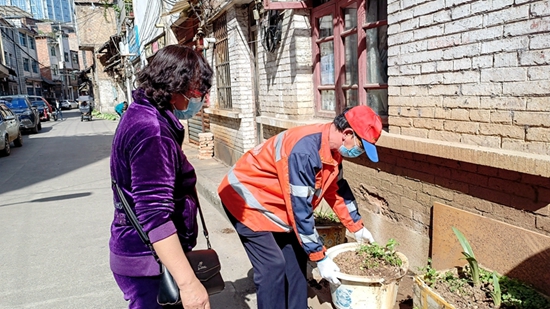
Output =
[
  {"x1": 326, "y1": 239, "x2": 409, "y2": 309},
  {"x1": 413, "y1": 227, "x2": 550, "y2": 309},
  {"x1": 314, "y1": 208, "x2": 346, "y2": 248}
]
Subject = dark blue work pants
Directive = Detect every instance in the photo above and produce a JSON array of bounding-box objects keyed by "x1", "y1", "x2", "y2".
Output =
[{"x1": 224, "y1": 207, "x2": 308, "y2": 309}]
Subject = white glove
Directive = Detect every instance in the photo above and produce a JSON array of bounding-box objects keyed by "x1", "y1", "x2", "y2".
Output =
[
  {"x1": 317, "y1": 256, "x2": 341, "y2": 285},
  {"x1": 354, "y1": 227, "x2": 375, "y2": 244}
]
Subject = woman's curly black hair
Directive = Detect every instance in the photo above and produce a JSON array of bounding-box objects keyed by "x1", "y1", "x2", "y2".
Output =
[{"x1": 135, "y1": 45, "x2": 213, "y2": 110}]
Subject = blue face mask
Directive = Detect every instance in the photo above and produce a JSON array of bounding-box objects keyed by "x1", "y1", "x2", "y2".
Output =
[
  {"x1": 338, "y1": 135, "x2": 365, "y2": 158},
  {"x1": 174, "y1": 97, "x2": 204, "y2": 120}
]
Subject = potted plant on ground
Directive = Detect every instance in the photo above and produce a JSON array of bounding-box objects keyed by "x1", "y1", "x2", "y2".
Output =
[
  {"x1": 326, "y1": 239, "x2": 409, "y2": 309},
  {"x1": 314, "y1": 208, "x2": 347, "y2": 249},
  {"x1": 413, "y1": 227, "x2": 550, "y2": 309}
]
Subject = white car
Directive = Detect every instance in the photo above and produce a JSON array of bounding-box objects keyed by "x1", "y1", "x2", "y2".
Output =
[
  {"x1": 60, "y1": 100, "x2": 71, "y2": 110},
  {"x1": 0, "y1": 101, "x2": 23, "y2": 156},
  {"x1": 68, "y1": 101, "x2": 78, "y2": 109}
]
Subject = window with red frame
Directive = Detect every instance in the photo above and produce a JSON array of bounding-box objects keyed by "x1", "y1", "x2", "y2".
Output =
[{"x1": 312, "y1": 0, "x2": 387, "y2": 118}]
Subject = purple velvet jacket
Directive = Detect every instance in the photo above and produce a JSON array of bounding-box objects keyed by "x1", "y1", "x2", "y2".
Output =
[{"x1": 110, "y1": 90, "x2": 198, "y2": 277}]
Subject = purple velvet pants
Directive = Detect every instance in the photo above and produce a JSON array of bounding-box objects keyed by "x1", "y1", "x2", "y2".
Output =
[{"x1": 113, "y1": 273, "x2": 183, "y2": 309}]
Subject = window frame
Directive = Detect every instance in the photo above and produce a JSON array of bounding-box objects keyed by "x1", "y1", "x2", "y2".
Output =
[
  {"x1": 32, "y1": 60, "x2": 38, "y2": 73},
  {"x1": 19, "y1": 32, "x2": 27, "y2": 47},
  {"x1": 23, "y1": 58, "x2": 30, "y2": 72},
  {"x1": 311, "y1": 0, "x2": 388, "y2": 118},
  {"x1": 213, "y1": 13, "x2": 233, "y2": 110}
]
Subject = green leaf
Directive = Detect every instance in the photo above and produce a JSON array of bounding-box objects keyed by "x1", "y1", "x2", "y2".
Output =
[{"x1": 452, "y1": 227, "x2": 476, "y2": 259}]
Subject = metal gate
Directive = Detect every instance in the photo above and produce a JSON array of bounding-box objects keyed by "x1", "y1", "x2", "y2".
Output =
[{"x1": 188, "y1": 110, "x2": 209, "y2": 145}]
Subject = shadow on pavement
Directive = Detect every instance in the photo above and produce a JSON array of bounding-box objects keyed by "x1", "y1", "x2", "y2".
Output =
[
  {"x1": 211, "y1": 268, "x2": 256, "y2": 309},
  {"x1": 0, "y1": 131, "x2": 114, "y2": 195},
  {"x1": 0, "y1": 192, "x2": 93, "y2": 208}
]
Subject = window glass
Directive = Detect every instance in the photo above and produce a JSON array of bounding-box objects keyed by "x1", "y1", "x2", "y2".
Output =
[
  {"x1": 321, "y1": 90, "x2": 335, "y2": 111},
  {"x1": 4, "y1": 98, "x2": 28, "y2": 109},
  {"x1": 345, "y1": 89, "x2": 358, "y2": 107},
  {"x1": 367, "y1": 89, "x2": 388, "y2": 115},
  {"x1": 344, "y1": 33, "x2": 358, "y2": 85},
  {"x1": 23, "y1": 58, "x2": 30, "y2": 71},
  {"x1": 32, "y1": 60, "x2": 38, "y2": 73},
  {"x1": 344, "y1": 7, "x2": 357, "y2": 30},
  {"x1": 366, "y1": 26, "x2": 388, "y2": 84},
  {"x1": 319, "y1": 15, "x2": 333, "y2": 38},
  {"x1": 19, "y1": 33, "x2": 27, "y2": 47},
  {"x1": 366, "y1": 0, "x2": 387, "y2": 23},
  {"x1": 320, "y1": 41, "x2": 334, "y2": 85}
]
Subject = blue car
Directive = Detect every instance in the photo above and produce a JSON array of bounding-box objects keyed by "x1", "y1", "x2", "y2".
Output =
[{"x1": 0, "y1": 95, "x2": 41, "y2": 133}]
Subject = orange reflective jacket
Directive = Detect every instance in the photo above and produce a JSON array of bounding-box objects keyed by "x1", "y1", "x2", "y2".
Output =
[{"x1": 218, "y1": 123, "x2": 364, "y2": 261}]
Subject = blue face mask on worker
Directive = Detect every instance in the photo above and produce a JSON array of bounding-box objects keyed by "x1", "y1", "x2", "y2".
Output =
[
  {"x1": 174, "y1": 96, "x2": 204, "y2": 120},
  {"x1": 338, "y1": 134, "x2": 365, "y2": 158}
]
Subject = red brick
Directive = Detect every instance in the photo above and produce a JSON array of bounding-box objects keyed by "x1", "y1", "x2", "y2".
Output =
[
  {"x1": 434, "y1": 176, "x2": 470, "y2": 193},
  {"x1": 469, "y1": 185, "x2": 511, "y2": 206},
  {"x1": 521, "y1": 174, "x2": 550, "y2": 186},
  {"x1": 451, "y1": 169, "x2": 489, "y2": 186},
  {"x1": 510, "y1": 195, "x2": 549, "y2": 212}
]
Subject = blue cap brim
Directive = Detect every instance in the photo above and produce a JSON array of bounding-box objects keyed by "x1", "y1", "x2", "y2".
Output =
[{"x1": 361, "y1": 139, "x2": 379, "y2": 163}]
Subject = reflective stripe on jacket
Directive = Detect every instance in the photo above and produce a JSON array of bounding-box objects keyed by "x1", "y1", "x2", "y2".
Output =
[{"x1": 218, "y1": 123, "x2": 364, "y2": 261}]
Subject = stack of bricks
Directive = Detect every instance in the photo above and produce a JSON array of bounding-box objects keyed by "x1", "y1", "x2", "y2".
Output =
[{"x1": 198, "y1": 132, "x2": 214, "y2": 159}]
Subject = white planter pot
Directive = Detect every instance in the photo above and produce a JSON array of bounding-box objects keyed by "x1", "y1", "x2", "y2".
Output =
[{"x1": 326, "y1": 242, "x2": 409, "y2": 309}]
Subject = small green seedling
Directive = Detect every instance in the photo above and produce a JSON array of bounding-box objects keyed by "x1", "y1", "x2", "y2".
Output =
[
  {"x1": 313, "y1": 208, "x2": 340, "y2": 223},
  {"x1": 490, "y1": 271, "x2": 501, "y2": 308},
  {"x1": 452, "y1": 227, "x2": 480, "y2": 286},
  {"x1": 417, "y1": 258, "x2": 438, "y2": 287},
  {"x1": 357, "y1": 238, "x2": 402, "y2": 270}
]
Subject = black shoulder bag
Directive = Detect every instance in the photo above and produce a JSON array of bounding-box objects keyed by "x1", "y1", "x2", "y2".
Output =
[{"x1": 112, "y1": 180, "x2": 225, "y2": 306}]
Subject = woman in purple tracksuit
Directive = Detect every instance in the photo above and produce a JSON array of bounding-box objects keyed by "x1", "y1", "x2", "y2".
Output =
[{"x1": 110, "y1": 45, "x2": 212, "y2": 309}]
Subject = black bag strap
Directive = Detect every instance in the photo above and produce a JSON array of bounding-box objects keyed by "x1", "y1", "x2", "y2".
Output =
[{"x1": 111, "y1": 179, "x2": 212, "y2": 265}]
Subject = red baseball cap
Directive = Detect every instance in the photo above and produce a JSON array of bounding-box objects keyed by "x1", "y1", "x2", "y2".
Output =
[{"x1": 344, "y1": 106, "x2": 383, "y2": 162}]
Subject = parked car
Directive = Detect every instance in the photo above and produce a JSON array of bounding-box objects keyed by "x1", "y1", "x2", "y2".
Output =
[
  {"x1": 30, "y1": 99, "x2": 51, "y2": 121},
  {"x1": 68, "y1": 100, "x2": 78, "y2": 109},
  {"x1": 60, "y1": 100, "x2": 71, "y2": 110},
  {"x1": 0, "y1": 95, "x2": 41, "y2": 133},
  {"x1": 0, "y1": 101, "x2": 23, "y2": 156}
]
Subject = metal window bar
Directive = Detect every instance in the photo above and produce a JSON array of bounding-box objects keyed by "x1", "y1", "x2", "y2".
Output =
[{"x1": 214, "y1": 14, "x2": 232, "y2": 109}]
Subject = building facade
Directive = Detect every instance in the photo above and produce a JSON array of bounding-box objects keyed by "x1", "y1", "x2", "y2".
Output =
[
  {"x1": 196, "y1": 0, "x2": 550, "y2": 295},
  {"x1": 35, "y1": 22, "x2": 79, "y2": 100},
  {"x1": 98, "y1": 0, "x2": 550, "y2": 296},
  {"x1": 74, "y1": 0, "x2": 118, "y2": 111},
  {"x1": 0, "y1": 10, "x2": 42, "y2": 96},
  {"x1": 0, "y1": 0, "x2": 74, "y2": 23}
]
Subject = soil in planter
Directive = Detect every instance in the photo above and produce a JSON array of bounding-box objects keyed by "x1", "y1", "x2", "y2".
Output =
[
  {"x1": 333, "y1": 250, "x2": 404, "y2": 281},
  {"x1": 426, "y1": 268, "x2": 550, "y2": 309}
]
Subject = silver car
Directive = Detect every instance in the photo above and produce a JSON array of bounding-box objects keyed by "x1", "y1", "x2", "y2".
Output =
[{"x1": 0, "y1": 102, "x2": 23, "y2": 156}]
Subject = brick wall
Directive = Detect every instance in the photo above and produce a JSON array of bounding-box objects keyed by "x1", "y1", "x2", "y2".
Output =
[
  {"x1": 347, "y1": 147, "x2": 550, "y2": 236},
  {"x1": 74, "y1": 3, "x2": 117, "y2": 109},
  {"x1": 387, "y1": 0, "x2": 550, "y2": 156},
  {"x1": 208, "y1": 6, "x2": 257, "y2": 165},
  {"x1": 258, "y1": 9, "x2": 314, "y2": 120},
  {"x1": 36, "y1": 37, "x2": 51, "y2": 80}
]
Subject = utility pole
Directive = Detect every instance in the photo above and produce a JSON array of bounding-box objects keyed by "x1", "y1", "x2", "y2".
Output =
[{"x1": 57, "y1": 23, "x2": 66, "y2": 100}]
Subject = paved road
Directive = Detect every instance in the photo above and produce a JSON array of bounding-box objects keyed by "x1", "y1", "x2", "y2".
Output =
[{"x1": 0, "y1": 109, "x2": 256, "y2": 309}]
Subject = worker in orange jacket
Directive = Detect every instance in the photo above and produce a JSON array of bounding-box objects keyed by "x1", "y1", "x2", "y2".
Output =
[{"x1": 218, "y1": 105, "x2": 382, "y2": 309}]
